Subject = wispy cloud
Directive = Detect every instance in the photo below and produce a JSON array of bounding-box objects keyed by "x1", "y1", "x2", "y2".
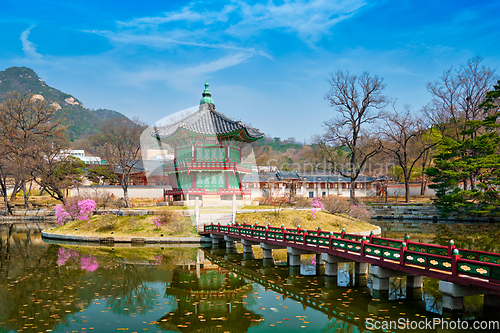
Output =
[
  {"x1": 84, "y1": 29, "x2": 272, "y2": 58},
  {"x1": 227, "y1": 0, "x2": 366, "y2": 43},
  {"x1": 113, "y1": 0, "x2": 366, "y2": 46},
  {"x1": 118, "y1": 52, "x2": 253, "y2": 88},
  {"x1": 20, "y1": 26, "x2": 42, "y2": 59},
  {"x1": 118, "y1": 4, "x2": 237, "y2": 27}
]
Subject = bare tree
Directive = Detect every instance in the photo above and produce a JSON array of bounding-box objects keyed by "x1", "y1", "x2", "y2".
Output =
[
  {"x1": 424, "y1": 56, "x2": 498, "y2": 190},
  {"x1": 425, "y1": 56, "x2": 497, "y2": 137},
  {"x1": 322, "y1": 71, "x2": 387, "y2": 201},
  {"x1": 0, "y1": 92, "x2": 69, "y2": 208},
  {"x1": 380, "y1": 106, "x2": 439, "y2": 202},
  {"x1": 93, "y1": 118, "x2": 145, "y2": 208}
]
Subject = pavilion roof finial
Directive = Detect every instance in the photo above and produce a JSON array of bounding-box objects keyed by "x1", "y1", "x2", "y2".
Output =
[{"x1": 200, "y1": 81, "x2": 214, "y2": 105}]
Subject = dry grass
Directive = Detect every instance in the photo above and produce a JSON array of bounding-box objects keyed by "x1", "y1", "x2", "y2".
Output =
[
  {"x1": 235, "y1": 210, "x2": 375, "y2": 233},
  {"x1": 44, "y1": 213, "x2": 198, "y2": 238},
  {"x1": 133, "y1": 205, "x2": 188, "y2": 211}
]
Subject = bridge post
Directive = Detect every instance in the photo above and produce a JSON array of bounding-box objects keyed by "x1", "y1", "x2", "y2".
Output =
[
  {"x1": 322, "y1": 254, "x2": 354, "y2": 277},
  {"x1": 354, "y1": 262, "x2": 368, "y2": 275},
  {"x1": 210, "y1": 234, "x2": 224, "y2": 246},
  {"x1": 287, "y1": 247, "x2": 315, "y2": 267},
  {"x1": 439, "y1": 281, "x2": 497, "y2": 312},
  {"x1": 406, "y1": 275, "x2": 423, "y2": 289},
  {"x1": 262, "y1": 248, "x2": 273, "y2": 259},
  {"x1": 369, "y1": 265, "x2": 422, "y2": 291},
  {"x1": 261, "y1": 243, "x2": 286, "y2": 261},
  {"x1": 223, "y1": 235, "x2": 238, "y2": 251},
  {"x1": 241, "y1": 239, "x2": 259, "y2": 254}
]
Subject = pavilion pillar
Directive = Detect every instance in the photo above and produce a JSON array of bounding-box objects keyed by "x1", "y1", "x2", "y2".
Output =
[{"x1": 191, "y1": 172, "x2": 196, "y2": 189}]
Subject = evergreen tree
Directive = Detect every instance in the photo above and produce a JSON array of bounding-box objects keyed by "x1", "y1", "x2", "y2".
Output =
[{"x1": 427, "y1": 81, "x2": 500, "y2": 217}]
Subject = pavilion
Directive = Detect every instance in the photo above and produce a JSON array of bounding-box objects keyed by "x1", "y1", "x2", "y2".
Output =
[{"x1": 155, "y1": 82, "x2": 263, "y2": 206}]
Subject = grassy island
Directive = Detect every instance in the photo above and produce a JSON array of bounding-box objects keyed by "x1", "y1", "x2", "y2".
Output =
[
  {"x1": 236, "y1": 210, "x2": 375, "y2": 233},
  {"x1": 44, "y1": 207, "x2": 377, "y2": 239},
  {"x1": 44, "y1": 211, "x2": 198, "y2": 238}
]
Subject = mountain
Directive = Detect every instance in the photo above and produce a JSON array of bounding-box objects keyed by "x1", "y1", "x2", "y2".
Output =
[{"x1": 0, "y1": 66, "x2": 133, "y2": 140}]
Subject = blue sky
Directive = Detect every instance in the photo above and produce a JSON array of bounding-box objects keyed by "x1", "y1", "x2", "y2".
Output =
[{"x1": 1, "y1": 0, "x2": 500, "y2": 141}]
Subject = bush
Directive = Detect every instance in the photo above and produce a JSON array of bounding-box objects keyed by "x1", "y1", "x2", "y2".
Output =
[
  {"x1": 83, "y1": 190, "x2": 122, "y2": 209},
  {"x1": 348, "y1": 202, "x2": 372, "y2": 221},
  {"x1": 321, "y1": 195, "x2": 350, "y2": 215},
  {"x1": 151, "y1": 211, "x2": 193, "y2": 234},
  {"x1": 320, "y1": 195, "x2": 372, "y2": 221},
  {"x1": 290, "y1": 196, "x2": 310, "y2": 208}
]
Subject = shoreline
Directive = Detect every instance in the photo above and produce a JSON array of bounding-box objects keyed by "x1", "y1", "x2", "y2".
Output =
[{"x1": 41, "y1": 225, "x2": 381, "y2": 245}]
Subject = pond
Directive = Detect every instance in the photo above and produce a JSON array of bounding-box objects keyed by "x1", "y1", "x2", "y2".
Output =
[{"x1": 0, "y1": 222, "x2": 499, "y2": 333}]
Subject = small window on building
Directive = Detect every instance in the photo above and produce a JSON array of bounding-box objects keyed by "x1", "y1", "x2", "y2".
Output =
[
  {"x1": 335, "y1": 183, "x2": 338, "y2": 189},
  {"x1": 360, "y1": 183, "x2": 363, "y2": 189},
  {"x1": 347, "y1": 183, "x2": 350, "y2": 189},
  {"x1": 322, "y1": 191, "x2": 326, "y2": 197},
  {"x1": 309, "y1": 191, "x2": 314, "y2": 198}
]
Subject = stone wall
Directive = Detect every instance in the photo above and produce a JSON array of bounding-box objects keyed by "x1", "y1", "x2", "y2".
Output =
[
  {"x1": 71, "y1": 186, "x2": 165, "y2": 199},
  {"x1": 370, "y1": 203, "x2": 439, "y2": 220}
]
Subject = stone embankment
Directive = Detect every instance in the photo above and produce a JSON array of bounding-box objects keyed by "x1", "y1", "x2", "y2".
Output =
[
  {"x1": 370, "y1": 203, "x2": 438, "y2": 220},
  {"x1": 370, "y1": 203, "x2": 499, "y2": 222}
]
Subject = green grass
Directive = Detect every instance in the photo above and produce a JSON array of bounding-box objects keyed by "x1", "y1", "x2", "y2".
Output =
[
  {"x1": 45, "y1": 213, "x2": 198, "y2": 238},
  {"x1": 235, "y1": 210, "x2": 375, "y2": 233}
]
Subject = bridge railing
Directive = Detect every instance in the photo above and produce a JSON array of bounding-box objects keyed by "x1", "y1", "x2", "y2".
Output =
[{"x1": 202, "y1": 221, "x2": 500, "y2": 287}]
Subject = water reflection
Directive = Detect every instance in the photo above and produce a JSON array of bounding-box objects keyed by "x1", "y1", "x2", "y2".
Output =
[{"x1": 0, "y1": 228, "x2": 497, "y2": 332}]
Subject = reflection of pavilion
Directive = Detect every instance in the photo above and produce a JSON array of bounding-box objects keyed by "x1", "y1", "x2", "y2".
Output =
[{"x1": 158, "y1": 264, "x2": 263, "y2": 332}]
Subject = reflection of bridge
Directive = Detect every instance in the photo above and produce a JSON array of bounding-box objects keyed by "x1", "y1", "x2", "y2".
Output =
[
  {"x1": 200, "y1": 222, "x2": 500, "y2": 312},
  {"x1": 205, "y1": 249, "x2": 374, "y2": 330}
]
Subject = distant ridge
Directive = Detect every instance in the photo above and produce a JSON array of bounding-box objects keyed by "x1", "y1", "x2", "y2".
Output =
[{"x1": 0, "y1": 66, "x2": 133, "y2": 140}]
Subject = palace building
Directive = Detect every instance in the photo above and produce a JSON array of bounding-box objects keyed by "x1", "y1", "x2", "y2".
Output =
[{"x1": 155, "y1": 82, "x2": 263, "y2": 206}]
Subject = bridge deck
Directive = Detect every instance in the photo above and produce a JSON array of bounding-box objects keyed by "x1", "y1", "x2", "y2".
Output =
[{"x1": 200, "y1": 222, "x2": 500, "y2": 294}]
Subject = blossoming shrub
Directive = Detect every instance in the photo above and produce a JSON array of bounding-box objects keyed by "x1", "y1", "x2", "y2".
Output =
[
  {"x1": 55, "y1": 197, "x2": 97, "y2": 225},
  {"x1": 310, "y1": 196, "x2": 325, "y2": 219}
]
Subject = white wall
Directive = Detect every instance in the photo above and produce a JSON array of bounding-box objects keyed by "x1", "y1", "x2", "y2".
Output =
[{"x1": 71, "y1": 186, "x2": 167, "y2": 199}]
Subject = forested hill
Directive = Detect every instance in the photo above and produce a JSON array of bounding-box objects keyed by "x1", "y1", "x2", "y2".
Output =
[{"x1": 0, "y1": 66, "x2": 133, "y2": 140}]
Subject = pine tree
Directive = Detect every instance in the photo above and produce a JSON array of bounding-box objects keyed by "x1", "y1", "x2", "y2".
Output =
[{"x1": 427, "y1": 81, "x2": 500, "y2": 217}]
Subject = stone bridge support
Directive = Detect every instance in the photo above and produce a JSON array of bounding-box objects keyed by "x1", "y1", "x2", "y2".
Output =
[
  {"x1": 241, "y1": 239, "x2": 259, "y2": 253},
  {"x1": 223, "y1": 235, "x2": 239, "y2": 249},
  {"x1": 287, "y1": 247, "x2": 315, "y2": 267},
  {"x1": 321, "y1": 254, "x2": 354, "y2": 276},
  {"x1": 369, "y1": 265, "x2": 423, "y2": 291},
  {"x1": 210, "y1": 234, "x2": 224, "y2": 246},
  {"x1": 241, "y1": 239, "x2": 259, "y2": 260},
  {"x1": 261, "y1": 243, "x2": 286, "y2": 260},
  {"x1": 439, "y1": 281, "x2": 500, "y2": 312}
]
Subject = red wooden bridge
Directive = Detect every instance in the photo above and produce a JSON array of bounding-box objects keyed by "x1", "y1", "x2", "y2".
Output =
[{"x1": 199, "y1": 222, "x2": 500, "y2": 295}]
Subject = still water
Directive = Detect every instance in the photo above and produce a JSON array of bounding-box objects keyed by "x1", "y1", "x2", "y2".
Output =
[{"x1": 0, "y1": 223, "x2": 498, "y2": 333}]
